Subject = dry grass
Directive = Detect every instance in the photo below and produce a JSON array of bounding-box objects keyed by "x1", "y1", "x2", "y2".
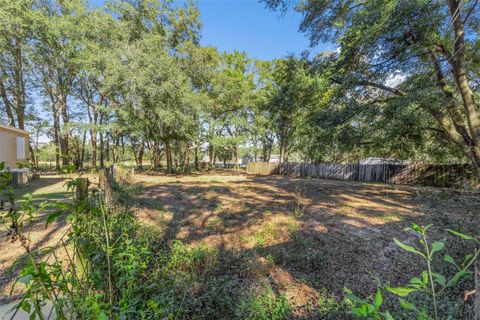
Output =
[
  {"x1": 1, "y1": 170, "x2": 478, "y2": 317},
  {"x1": 128, "y1": 171, "x2": 480, "y2": 317}
]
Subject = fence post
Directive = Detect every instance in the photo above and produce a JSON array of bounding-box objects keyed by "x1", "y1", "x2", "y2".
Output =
[
  {"x1": 76, "y1": 178, "x2": 89, "y2": 203},
  {"x1": 99, "y1": 167, "x2": 114, "y2": 205}
]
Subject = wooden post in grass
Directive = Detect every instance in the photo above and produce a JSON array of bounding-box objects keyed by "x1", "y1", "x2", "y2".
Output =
[
  {"x1": 99, "y1": 167, "x2": 114, "y2": 205},
  {"x1": 76, "y1": 178, "x2": 89, "y2": 203}
]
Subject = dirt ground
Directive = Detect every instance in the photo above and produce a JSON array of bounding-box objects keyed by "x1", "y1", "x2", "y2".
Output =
[
  {"x1": 129, "y1": 171, "x2": 480, "y2": 314},
  {"x1": 1, "y1": 171, "x2": 479, "y2": 316},
  {"x1": 0, "y1": 174, "x2": 99, "y2": 304}
]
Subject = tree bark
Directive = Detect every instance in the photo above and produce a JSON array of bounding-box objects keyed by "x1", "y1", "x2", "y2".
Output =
[
  {"x1": 53, "y1": 106, "x2": 61, "y2": 170},
  {"x1": 233, "y1": 145, "x2": 239, "y2": 170},
  {"x1": 182, "y1": 144, "x2": 190, "y2": 173},
  {"x1": 165, "y1": 140, "x2": 174, "y2": 174},
  {"x1": 99, "y1": 113, "x2": 105, "y2": 168},
  {"x1": 194, "y1": 145, "x2": 199, "y2": 170},
  {"x1": 279, "y1": 140, "x2": 285, "y2": 164},
  {"x1": 59, "y1": 94, "x2": 70, "y2": 166},
  {"x1": 0, "y1": 77, "x2": 15, "y2": 127},
  {"x1": 13, "y1": 36, "x2": 26, "y2": 130},
  {"x1": 88, "y1": 106, "x2": 98, "y2": 168},
  {"x1": 80, "y1": 130, "x2": 87, "y2": 168},
  {"x1": 138, "y1": 143, "x2": 144, "y2": 169}
]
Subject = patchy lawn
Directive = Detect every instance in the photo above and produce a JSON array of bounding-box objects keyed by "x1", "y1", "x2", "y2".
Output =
[
  {"x1": 0, "y1": 176, "x2": 70, "y2": 303},
  {"x1": 128, "y1": 171, "x2": 479, "y2": 318},
  {"x1": 1, "y1": 171, "x2": 478, "y2": 318}
]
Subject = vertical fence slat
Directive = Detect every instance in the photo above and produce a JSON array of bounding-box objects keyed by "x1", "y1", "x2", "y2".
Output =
[{"x1": 248, "y1": 161, "x2": 476, "y2": 188}]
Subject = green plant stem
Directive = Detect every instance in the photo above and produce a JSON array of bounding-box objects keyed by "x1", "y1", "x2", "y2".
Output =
[
  {"x1": 100, "y1": 198, "x2": 113, "y2": 309},
  {"x1": 422, "y1": 234, "x2": 438, "y2": 320},
  {"x1": 438, "y1": 248, "x2": 480, "y2": 296}
]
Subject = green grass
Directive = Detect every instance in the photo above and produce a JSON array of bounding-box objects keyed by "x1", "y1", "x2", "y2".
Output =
[
  {"x1": 10, "y1": 176, "x2": 70, "y2": 203},
  {"x1": 236, "y1": 286, "x2": 292, "y2": 320}
]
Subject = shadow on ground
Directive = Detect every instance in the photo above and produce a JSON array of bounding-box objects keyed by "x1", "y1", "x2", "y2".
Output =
[
  {"x1": 0, "y1": 176, "x2": 71, "y2": 304},
  {"x1": 127, "y1": 172, "x2": 479, "y2": 318}
]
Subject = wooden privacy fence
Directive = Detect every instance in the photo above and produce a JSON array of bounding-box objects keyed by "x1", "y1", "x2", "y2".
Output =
[
  {"x1": 246, "y1": 162, "x2": 280, "y2": 175},
  {"x1": 248, "y1": 162, "x2": 478, "y2": 187}
]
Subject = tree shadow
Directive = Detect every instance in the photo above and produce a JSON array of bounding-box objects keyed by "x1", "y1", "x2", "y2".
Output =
[
  {"x1": 126, "y1": 173, "x2": 479, "y2": 318},
  {"x1": 0, "y1": 176, "x2": 71, "y2": 304}
]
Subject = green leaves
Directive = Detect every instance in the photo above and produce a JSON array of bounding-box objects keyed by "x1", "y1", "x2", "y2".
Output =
[
  {"x1": 374, "y1": 288, "x2": 383, "y2": 309},
  {"x1": 97, "y1": 311, "x2": 108, "y2": 320},
  {"x1": 393, "y1": 238, "x2": 424, "y2": 257},
  {"x1": 443, "y1": 254, "x2": 455, "y2": 265},
  {"x1": 431, "y1": 272, "x2": 446, "y2": 287},
  {"x1": 349, "y1": 223, "x2": 479, "y2": 320},
  {"x1": 386, "y1": 286, "x2": 418, "y2": 297},
  {"x1": 347, "y1": 289, "x2": 396, "y2": 319},
  {"x1": 399, "y1": 298, "x2": 418, "y2": 312},
  {"x1": 46, "y1": 210, "x2": 64, "y2": 227},
  {"x1": 430, "y1": 241, "x2": 444, "y2": 255},
  {"x1": 446, "y1": 229, "x2": 476, "y2": 241}
]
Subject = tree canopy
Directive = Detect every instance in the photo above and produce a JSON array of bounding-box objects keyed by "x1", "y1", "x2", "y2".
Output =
[
  {"x1": 264, "y1": 0, "x2": 480, "y2": 173},
  {"x1": 1, "y1": 0, "x2": 479, "y2": 177}
]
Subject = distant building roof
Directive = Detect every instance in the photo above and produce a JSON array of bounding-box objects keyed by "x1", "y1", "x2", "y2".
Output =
[{"x1": 0, "y1": 124, "x2": 30, "y2": 135}]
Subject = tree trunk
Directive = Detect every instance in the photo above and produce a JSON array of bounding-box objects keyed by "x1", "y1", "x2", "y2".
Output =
[
  {"x1": 59, "y1": 95, "x2": 69, "y2": 166},
  {"x1": 13, "y1": 35, "x2": 26, "y2": 130},
  {"x1": 138, "y1": 143, "x2": 144, "y2": 169},
  {"x1": 209, "y1": 144, "x2": 214, "y2": 165},
  {"x1": 30, "y1": 145, "x2": 37, "y2": 169},
  {"x1": 106, "y1": 135, "x2": 110, "y2": 163},
  {"x1": 279, "y1": 141, "x2": 285, "y2": 163},
  {"x1": 99, "y1": 114, "x2": 105, "y2": 168},
  {"x1": 0, "y1": 78, "x2": 16, "y2": 127},
  {"x1": 233, "y1": 145, "x2": 239, "y2": 170},
  {"x1": 80, "y1": 130, "x2": 87, "y2": 168},
  {"x1": 88, "y1": 108, "x2": 98, "y2": 168},
  {"x1": 182, "y1": 144, "x2": 190, "y2": 173},
  {"x1": 111, "y1": 136, "x2": 119, "y2": 164},
  {"x1": 194, "y1": 145, "x2": 199, "y2": 170},
  {"x1": 53, "y1": 106, "x2": 61, "y2": 170},
  {"x1": 165, "y1": 140, "x2": 174, "y2": 174},
  {"x1": 91, "y1": 129, "x2": 97, "y2": 168},
  {"x1": 147, "y1": 141, "x2": 156, "y2": 170}
]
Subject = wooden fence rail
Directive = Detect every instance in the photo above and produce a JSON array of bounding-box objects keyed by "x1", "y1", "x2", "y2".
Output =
[{"x1": 247, "y1": 162, "x2": 478, "y2": 188}]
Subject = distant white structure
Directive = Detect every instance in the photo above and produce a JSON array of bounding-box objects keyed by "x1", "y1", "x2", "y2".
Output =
[
  {"x1": 241, "y1": 154, "x2": 254, "y2": 165},
  {"x1": 268, "y1": 155, "x2": 280, "y2": 163},
  {"x1": 359, "y1": 157, "x2": 405, "y2": 165}
]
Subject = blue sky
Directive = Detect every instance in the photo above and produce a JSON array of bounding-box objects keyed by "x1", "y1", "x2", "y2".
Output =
[{"x1": 90, "y1": 0, "x2": 333, "y2": 60}]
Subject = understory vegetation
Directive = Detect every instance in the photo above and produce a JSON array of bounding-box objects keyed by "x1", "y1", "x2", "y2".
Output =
[
  {"x1": 1, "y1": 165, "x2": 478, "y2": 319},
  {"x1": 1, "y1": 0, "x2": 480, "y2": 318}
]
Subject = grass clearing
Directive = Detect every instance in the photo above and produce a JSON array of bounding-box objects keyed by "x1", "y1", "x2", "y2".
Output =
[
  {"x1": 0, "y1": 176, "x2": 70, "y2": 303},
  {"x1": 1, "y1": 171, "x2": 478, "y2": 318},
  {"x1": 125, "y1": 171, "x2": 480, "y2": 318}
]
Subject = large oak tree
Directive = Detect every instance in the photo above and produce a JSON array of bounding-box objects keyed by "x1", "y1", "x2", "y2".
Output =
[{"x1": 264, "y1": 0, "x2": 480, "y2": 176}]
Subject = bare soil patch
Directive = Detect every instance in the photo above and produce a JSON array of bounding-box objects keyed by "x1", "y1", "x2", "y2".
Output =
[{"x1": 129, "y1": 171, "x2": 479, "y2": 316}]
